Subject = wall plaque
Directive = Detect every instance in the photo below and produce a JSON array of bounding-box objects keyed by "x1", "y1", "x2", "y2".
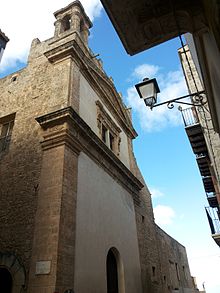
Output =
[{"x1": 35, "y1": 260, "x2": 51, "y2": 275}]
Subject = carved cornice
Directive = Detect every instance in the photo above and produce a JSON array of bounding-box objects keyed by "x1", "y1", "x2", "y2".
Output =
[
  {"x1": 45, "y1": 37, "x2": 86, "y2": 64},
  {"x1": 36, "y1": 109, "x2": 81, "y2": 155},
  {"x1": 36, "y1": 107, "x2": 143, "y2": 203},
  {"x1": 101, "y1": 0, "x2": 206, "y2": 54}
]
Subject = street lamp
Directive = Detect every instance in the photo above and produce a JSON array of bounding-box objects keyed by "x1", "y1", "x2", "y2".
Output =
[
  {"x1": 135, "y1": 77, "x2": 206, "y2": 109},
  {"x1": 135, "y1": 78, "x2": 160, "y2": 108}
]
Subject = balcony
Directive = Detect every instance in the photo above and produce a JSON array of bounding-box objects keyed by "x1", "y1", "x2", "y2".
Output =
[
  {"x1": 202, "y1": 176, "x2": 215, "y2": 193},
  {"x1": 205, "y1": 207, "x2": 220, "y2": 247},
  {"x1": 207, "y1": 193, "x2": 219, "y2": 208},
  {"x1": 181, "y1": 107, "x2": 208, "y2": 156},
  {"x1": 196, "y1": 155, "x2": 211, "y2": 177}
]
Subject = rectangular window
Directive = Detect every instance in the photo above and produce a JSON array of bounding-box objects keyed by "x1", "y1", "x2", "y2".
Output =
[
  {"x1": 109, "y1": 132, "x2": 114, "y2": 151},
  {"x1": 101, "y1": 124, "x2": 107, "y2": 143},
  {"x1": 101, "y1": 125, "x2": 116, "y2": 152},
  {"x1": 0, "y1": 113, "x2": 15, "y2": 153},
  {"x1": 96, "y1": 100, "x2": 121, "y2": 156}
]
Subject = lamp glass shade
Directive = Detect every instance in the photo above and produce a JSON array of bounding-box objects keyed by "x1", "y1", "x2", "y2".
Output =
[
  {"x1": 144, "y1": 96, "x2": 156, "y2": 107},
  {"x1": 135, "y1": 78, "x2": 160, "y2": 108},
  {"x1": 139, "y1": 82, "x2": 155, "y2": 100}
]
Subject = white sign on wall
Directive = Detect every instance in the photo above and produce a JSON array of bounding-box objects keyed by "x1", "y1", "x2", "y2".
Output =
[{"x1": 35, "y1": 260, "x2": 51, "y2": 275}]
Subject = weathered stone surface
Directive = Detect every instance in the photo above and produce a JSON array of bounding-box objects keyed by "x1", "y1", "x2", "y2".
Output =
[{"x1": 0, "y1": 2, "x2": 196, "y2": 293}]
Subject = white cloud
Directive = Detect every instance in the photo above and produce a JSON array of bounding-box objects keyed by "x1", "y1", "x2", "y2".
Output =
[
  {"x1": 126, "y1": 64, "x2": 188, "y2": 132},
  {"x1": 150, "y1": 187, "x2": 164, "y2": 199},
  {"x1": 153, "y1": 204, "x2": 175, "y2": 226},
  {"x1": 132, "y1": 64, "x2": 160, "y2": 80},
  {"x1": 0, "y1": 0, "x2": 102, "y2": 72}
]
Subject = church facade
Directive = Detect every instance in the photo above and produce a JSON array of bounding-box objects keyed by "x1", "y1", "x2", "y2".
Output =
[{"x1": 0, "y1": 2, "x2": 196, "y2": 293}]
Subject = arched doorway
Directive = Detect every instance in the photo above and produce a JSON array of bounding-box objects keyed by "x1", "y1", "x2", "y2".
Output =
[
  {"x1": 0, "y1": 267, "x2": 13, "y2": 293},
  {"x1": 0, "y1": 252, "x2": 26, "y2": 293},
  {"x1": 106, "y1": 248, "x2": 125, "y2": 293},
  {"x1": 107, "y1": 250, "x2": 118, "y2": 293}
]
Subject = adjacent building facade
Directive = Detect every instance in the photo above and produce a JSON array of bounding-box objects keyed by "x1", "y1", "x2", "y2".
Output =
[
  {"x1": 0, "y1": 2, "x2": 196, "y2": 293},
  {"x1": 179, "y1": 43, "x2": 220, "y2": 247}
]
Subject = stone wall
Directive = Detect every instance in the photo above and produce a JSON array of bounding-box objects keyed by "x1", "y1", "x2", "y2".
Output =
[
  {"x1": 179, "y1": 45, "x2": 220, "y2": 198},
  {"x1": 129, "y1": 154, "x2": 196, "y2": 293},
  {"x1": 156, "y1": 226, "x2": 194, "y2": 293}
]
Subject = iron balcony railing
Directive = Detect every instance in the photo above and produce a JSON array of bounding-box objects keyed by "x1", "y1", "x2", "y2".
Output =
[
  {"x1": 203, "y1": 176, "x2": 215, "y2": 193},
  {"x1": 207, "y1": 193, "x2": 219, "y2": 208},
  {"x1": 206, "y1": 206, "x2": 220, "y2": 246},
  {"x1": 181, "y1": 109, "x2": 208, "y2": 156},
  {"x1": 180, "y1": 107, "x2": 199, "y2": 127},
  {"x1": 205, "y1": 207, "x2": 220, "y2": 235},
  {"x1": 196, "y1": 155, "x2": 211, "y2": 177}
]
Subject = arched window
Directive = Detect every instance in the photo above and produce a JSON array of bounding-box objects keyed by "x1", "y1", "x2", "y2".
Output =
[
  {"x1": 106, "y1": 248, "x2": 125, "y2": 293},
  {"x1": 0, "y1": 268, "x2": 13, "y2": 293},
  {"x1": 62, "y1": 15, "x2": 72, "y2": 32}
]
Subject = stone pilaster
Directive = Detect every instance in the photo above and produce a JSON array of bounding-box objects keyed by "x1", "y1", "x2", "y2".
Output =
[
  {"x1": 80, "y1": 23, "x2": 90, "y2": 44},
  {"x1": 68, "y1": 59, "x2": 81, "y2": 112},
  {"x1": 28, "y1": 109, "x2": 81, "y2": 293},
  {"x1": 72, "y1": 10, "x2": 81, "y2": 33},
  {"x1": 44, "y1": 43, "x2": 81, "y2": 114}
]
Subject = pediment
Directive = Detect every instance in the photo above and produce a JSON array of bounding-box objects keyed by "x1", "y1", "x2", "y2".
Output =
[{"x1": 84, "y1": 56, "x2": 137, "y2": 138}]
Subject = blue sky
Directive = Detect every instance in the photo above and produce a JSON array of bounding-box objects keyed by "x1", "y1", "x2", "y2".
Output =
[{"x1": 1, "y1": 1, "x2": 219, "y2": 292}]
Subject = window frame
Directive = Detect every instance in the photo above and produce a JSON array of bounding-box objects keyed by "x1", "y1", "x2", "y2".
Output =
[{"x1": 96, "y1": 100, "x2": 121, "y2": 156}]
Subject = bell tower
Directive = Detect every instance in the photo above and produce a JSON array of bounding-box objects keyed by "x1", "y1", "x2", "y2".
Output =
[{"x1": 53, "y1": 0, "x2": 92, "y2": 45}]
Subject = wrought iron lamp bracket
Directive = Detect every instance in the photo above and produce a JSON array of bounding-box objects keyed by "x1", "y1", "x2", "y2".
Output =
[{"x1": 150, "y1": 91, "x2": 206, "y2": 110}]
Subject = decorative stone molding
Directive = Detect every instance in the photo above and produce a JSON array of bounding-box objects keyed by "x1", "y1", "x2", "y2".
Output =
[
  {"x1": 36, "y1": 107, "x2": 81, "y2": 155},
  {"x1": 45, "y1": 38, "x2": 85, "y2": 63},
  {"x1": 100, "y1": 0, "x2": 206, "y2": 54},
  {"x1": 36, "y1": 107, "x2": 143, "y2": 203},
  {"x1": 82, "y1": 56, "x2": 137, "y2": 140}
]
